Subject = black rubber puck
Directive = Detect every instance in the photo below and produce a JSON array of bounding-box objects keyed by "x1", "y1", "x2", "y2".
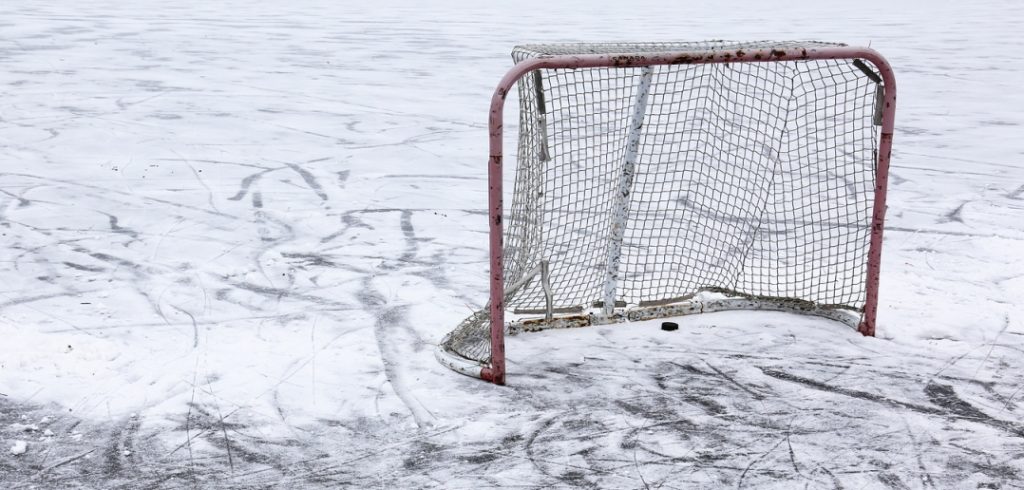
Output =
[{"x1": 661, "y1": 321, "x2": 679, "y2": 331}]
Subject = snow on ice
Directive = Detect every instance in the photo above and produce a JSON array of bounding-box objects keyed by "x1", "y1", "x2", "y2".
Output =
[
  {"x1": 9, "y1": 441, "x2": 27, "y2": 456},
  {"x1": 0, "y1": 0, "x2": 1022, "y2": 488}
]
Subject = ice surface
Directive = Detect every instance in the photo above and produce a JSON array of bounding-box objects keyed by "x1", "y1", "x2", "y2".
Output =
[{"x1": 1, "y1": 0, "x2": 1023, "y2": 488}]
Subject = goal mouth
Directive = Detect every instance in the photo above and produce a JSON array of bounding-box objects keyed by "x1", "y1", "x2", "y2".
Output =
[
  {"x1": 436, "y1": 289, "x2": 864, "y2": 381},
  {"x1": 440, "y1": 41, "x2": 896, "y2": 385},
  {"x1": 509, "y1": 288, "x2": 863, "y2": 334}
]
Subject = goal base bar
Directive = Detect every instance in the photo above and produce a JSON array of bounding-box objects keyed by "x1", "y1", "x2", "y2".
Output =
[
  {"x1": 512, "y1": 297, "x2": 863, "y2": 333},
  {"x1": 435, "y1": 345, "x2": 501, "y2": 383}
]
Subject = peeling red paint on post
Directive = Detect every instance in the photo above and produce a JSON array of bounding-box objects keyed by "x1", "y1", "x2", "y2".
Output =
[{"x1": 858, "y1": 55, "x2": 897, "y2": 338}]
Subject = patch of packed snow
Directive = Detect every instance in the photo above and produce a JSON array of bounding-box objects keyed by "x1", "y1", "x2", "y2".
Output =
[{"x1": 9, "y1": 440, "x2": 27, "y2": 456}]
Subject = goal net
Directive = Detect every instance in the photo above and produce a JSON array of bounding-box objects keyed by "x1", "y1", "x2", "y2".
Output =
[{"x1": 438, "y1": 42, "x2": 895, "y2": 383}]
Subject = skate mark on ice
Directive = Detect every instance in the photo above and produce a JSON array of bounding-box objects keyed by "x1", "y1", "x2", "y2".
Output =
[
  {"x1": 0, "y1": 291, "x2": 80, "y2": 310},
  {"x1": 59, "y1": 260, "x2": 107, "y2": 272},
  {"x1": 1009, "y1": 184, "x2": 1024, "y2": 200},
  {"x1": 370, "y1": 210, "x2": 423, "y2": 270},
  {"x1": 736, "y1": 435, "x2": 788, "y2": 489},
  {"x1": 102, "y1": 415, "x2": 142, "y2": 477},
  {"x1": 285, "y1": 163, "x2": 328, "y2": 201},
  {"x1": 909, "y1": 432, "x2": 938, "y2": 489},
  {"x1": 1, "y1": 172, "x2": 235, "y2": 219},
  {"x1": 762, "y1": 368, "x2": 1024, "y2": 438},
  {"x1": 320, "y1": 210, "x2": 374, "y2": 244},
  {"x1": 676, "y1": 360, "x2": 767, "y2": 400},
  {"x1": 939, "y1": 201, "x2": 968, "y2": 223},
  {"x1": 924, "y1": 383, "x2": 1000, "y2": 424},
  {"x1": 357, "y1": 270, "x2": 434, "y2": 427},
  {"x1": 102, "y1": 214, "x2": 141, "y2": 244},
  {"x1": 372, "y1": 304, "x2": 435, "y2": 427},
  {"x1": 280, "y1": 252, "x2": 338, "y2": 268},
  {"x1": 937, "y1": 374, "x2": 1017, "y2": 412},
  {"x1": 169, "y1": 304, "x2": 200, "y2": 349},
  {"x1": 227, "y1": 168, "x2": 276, "y2": 202},
  {"x1": 876, "y1": 471, "x2": 911, "y2": 489},
  {"x1": 229, "y1": 281, "x2": 354, "y2": 310},
  {"x1": 0, "y1": 187, "x2": 31, "y2": 207},
  {"x1": 523, "y1": 414, "x2": 600, "y2": 486}
]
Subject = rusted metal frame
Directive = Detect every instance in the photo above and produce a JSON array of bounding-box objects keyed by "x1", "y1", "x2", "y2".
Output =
[
  {"x1": 484, "y1": 46, "x2": 897, "y2": 384},
  {"x1": 506, "y1": 296, "x2": 863, "y2": 334}
]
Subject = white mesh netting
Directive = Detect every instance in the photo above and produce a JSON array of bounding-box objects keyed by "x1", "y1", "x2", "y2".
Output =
[{"x1": 441, "y1": 42, "x2": 881, "y2": 367}]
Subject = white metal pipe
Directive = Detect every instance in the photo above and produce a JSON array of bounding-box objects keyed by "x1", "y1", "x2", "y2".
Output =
[{"x1": 603, "y1": 66, "x2": 654, "y2": 315}]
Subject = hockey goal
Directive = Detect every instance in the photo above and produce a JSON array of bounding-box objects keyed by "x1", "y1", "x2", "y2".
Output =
[{"x1": 438, "y1": 42, "x2": 897, "y2": 385}]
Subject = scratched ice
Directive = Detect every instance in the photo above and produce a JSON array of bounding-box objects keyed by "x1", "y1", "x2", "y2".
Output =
[{"x1": 1, "y1": 0, "x2": 1022, "y2": 488}]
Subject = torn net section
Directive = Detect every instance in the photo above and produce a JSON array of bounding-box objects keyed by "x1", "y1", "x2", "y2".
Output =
[{"x1": 442, "y1": 42, "x2": 879, "y2": 366}]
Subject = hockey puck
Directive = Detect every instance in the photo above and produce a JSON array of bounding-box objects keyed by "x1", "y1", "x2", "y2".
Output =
[{"x1": 661, "y1": 321, "x2": 678, "y2": 331}]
